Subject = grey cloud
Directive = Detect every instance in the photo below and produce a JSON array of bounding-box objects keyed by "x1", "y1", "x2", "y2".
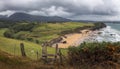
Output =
[{"x1": 0, "y1": 0, "x2": 120, "y2": 20}]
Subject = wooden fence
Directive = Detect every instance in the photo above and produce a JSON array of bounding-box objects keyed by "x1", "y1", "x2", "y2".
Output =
[
  {"x1": 41, "y1": 43, "x2": 63, "y2": 64},
  {"x1": 18, "y1": 42, "x2": 64, "y2": 64}
]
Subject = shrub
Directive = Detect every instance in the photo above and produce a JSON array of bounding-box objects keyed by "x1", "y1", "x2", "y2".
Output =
[
  {"x1": 35, "y1": 40, "x2": 39, "y2": 44},
  {"x1": 68, "y1": 42, "x2": 120, "y2": 68},
  {"x1": 4, "y1": 30, "x2": 15, "y2": 38},
  {"x1": 12, "y1": 23, "x2": 35, "y2": 33},
  {"x1": 26, "y1": 38, "x2": 33, "y2": 42}
]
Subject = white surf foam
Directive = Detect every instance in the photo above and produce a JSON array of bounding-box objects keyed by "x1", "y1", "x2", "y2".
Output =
[{"x1": 85, "y1": 25, "x2": 120, "y2": 42}]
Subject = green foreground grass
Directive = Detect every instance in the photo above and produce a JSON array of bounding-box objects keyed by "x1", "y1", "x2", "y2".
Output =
[{"x1": 0, "y1": 28, "x2": 67, "y2": 59}]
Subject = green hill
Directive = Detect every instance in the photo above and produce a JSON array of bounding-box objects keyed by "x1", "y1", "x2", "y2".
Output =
[
  {"x1": 4, "y1": 22, "x2": 94, "y2": 44},
  {"x1": 0, "y1": 28, "x2": 60, "y2": 59},
  {"x1": 0, "y1": 22, "x2": 93, "y2": 59}
]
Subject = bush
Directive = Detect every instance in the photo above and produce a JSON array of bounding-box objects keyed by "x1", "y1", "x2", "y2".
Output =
[
  {"x1": 14, "y1": 34, "x2": 25, "y2": 40},
  {"x1": 27, "y1": 38, "x2": 33, "y2": 42},
  {"x1": 68, "y1": 42, "x2": 120, "y2": 68},
  {"x1": 35, "y1": 40, "x2": 39, "y2": 44},
  {"x1": 12, "y1": 23, "x2": 35, "y2": 33},
  {"x1": 4, "y1": 23, "x2": 36, "y2": 39},
  {"x1": 4, "y1": 30, "x2": 15, "y2": 38}
]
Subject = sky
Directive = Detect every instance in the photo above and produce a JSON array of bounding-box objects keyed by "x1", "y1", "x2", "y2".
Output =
[{"x1": 0, "y1": 0, "x2": 120, "y2": 21}]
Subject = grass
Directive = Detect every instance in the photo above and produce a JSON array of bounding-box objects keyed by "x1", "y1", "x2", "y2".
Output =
[
  {"x1": 6, "y1": 22, "x2": 94, "y2": 44},
  {"x1": 0, "y1": 42, "x2": 120, "y2": 69},
  {"x1": 31, "y1": 22, "x2": 94, "y2": 43},
  {"x1": 0, "y1": 28, "x2": 7, "y2": 37},
  {"x1": 0, "y1": 36, "x2": 68, "y2": 59},
  {"x1": 0, "y1": 50, "x2": 69, "y2": 69},
  {"x1": 0, "y1": 22, "x2": 92, "y2": 59},
  {"x1": 0, "y1": 28, "x2": 67, "y2": 59},
  {"x1": 1, "y1": 22, "x2": 120, "y2": 69}
]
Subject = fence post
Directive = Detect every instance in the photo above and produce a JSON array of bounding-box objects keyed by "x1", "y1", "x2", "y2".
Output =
[
  {"x1": 59, "y1": 49, "x2": 63, "y2": 65},
  {"x1": 54, "y1": 44, "x2": 59, "y2": 62},
  {"x1": 20, "y1": 43, "x2": 26, "y2": 57},
  {"x1": 36, "y1": 51, "x2": 39, "y2": 60}
]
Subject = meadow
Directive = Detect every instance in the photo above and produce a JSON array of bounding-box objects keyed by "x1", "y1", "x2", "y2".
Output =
[
  {"x1": 0, "y1": 28, "x2": 66, "y2": 60},
  {"x1": 0, "y1": 22, "x2": 119, "y2": 69},
  {"x1": 4, "y1": 22, "x2": 94, "y2": 44},
  {"x1": 0, "y1": 22, "x2": 93, "y2": 59}
]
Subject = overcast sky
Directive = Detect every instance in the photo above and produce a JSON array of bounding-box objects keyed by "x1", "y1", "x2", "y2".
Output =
[{"x1": 0, "y1": 0, "x2": 120, "y2": 21}]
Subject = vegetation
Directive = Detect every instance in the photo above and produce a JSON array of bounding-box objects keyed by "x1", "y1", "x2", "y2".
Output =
[
  {"x1": 0, "y1": 42, "x2": 120, "y2": 69},
  {"x1": 0, "y1": 22, "x2": 94, "y2": 60},
  {"x1": 0, "y1": 50, "x2": 69, "y2": 69},
  {"x1": 0, "y1": 50, "x2": 25, "y2": 65},
  {"x1": 0, "y1": 22, "x2": 106, "y2": 60},
  {"x1": 0, "y1": 21, "x2": 112, "y2": 69},
  {"x1": 68, "y1": 42, "x2": 120, "y2": 69},
  {"x1": 3, "y1": 22, "x2": 94, "y2": 44},
  {"x1": 90, "y1": 22, "x2": 106, "y2": 30},
  {"x1": 0, "y1": 19, "x2": 18, "y2": 28},
  {"x1": 0, "y1": 28, "x2": 67, "y2": 60}
]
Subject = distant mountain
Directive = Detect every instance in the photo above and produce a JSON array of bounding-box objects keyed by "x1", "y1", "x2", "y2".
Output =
[
  {"x1": 1, "y1": 13, "x2": 120, "y2": 23},
  {"x1": 0, "y1": 15, "x2": 7, "y2": 19},
  {"x1": 5, "y1": 12, "x2": 71, "y2": 22}
]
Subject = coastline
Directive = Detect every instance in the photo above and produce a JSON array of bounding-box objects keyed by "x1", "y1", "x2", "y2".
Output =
[
  {"x1": 50, "y1": 23, "x2": 106, "y2": 48},
  {"x1": 57, "y1": 29, "x2": 98, "y2": 48}
]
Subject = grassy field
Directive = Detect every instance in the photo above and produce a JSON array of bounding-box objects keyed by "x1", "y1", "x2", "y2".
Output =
[
  {"x1": 0, "y1": 28, "x2": 7, "y2": 36},
  {"x1": 0, "y1": 28, "x2": 68, "y2": 59},
  {"x1": 12, "y1": 22, "x2": 94, "y2": 43},
  {"x1": 32, "y1": 22, "x2": 93, "y2": 41},
  {"x1": 0, "y1": 22, "x2": 93, "y2": 59}
]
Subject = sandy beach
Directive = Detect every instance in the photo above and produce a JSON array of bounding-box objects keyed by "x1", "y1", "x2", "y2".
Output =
[{"x1": 57, "y1": 29, "x2": 96, "y2": 48}]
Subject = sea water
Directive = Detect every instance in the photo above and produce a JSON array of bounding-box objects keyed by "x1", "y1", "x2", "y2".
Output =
[{"x1": 86, "y1": 23, "x2": 120, "y2": 42}]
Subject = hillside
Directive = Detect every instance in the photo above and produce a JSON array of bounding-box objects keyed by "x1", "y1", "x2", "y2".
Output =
[
  {"x1": 0, "y1": 22, "x2": 119, "y2": 69},
  {"x1": 0, "y1": 39, "x2": 120, "y2": 69},
  {"x1": 4, "y1": 22, "x2": 94, "y2": 44},
  {"x1": 0, "y1": 50, "x2": 56, "y2": 69},
  {"x1": 0, "y1": 28, "x2": 67, "y2": 59},
  {"x1": 0, "y1": 22, "x2": 94, "y2": 60}
]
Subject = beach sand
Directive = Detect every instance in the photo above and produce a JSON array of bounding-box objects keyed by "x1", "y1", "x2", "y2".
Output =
[{"x1": 57, "y1": 30, "x2": 94, "y2": 48}]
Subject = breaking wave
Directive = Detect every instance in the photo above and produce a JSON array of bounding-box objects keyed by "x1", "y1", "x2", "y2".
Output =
[{"x1": 85, "y1": 23, "x2": 120, "y2": 42}]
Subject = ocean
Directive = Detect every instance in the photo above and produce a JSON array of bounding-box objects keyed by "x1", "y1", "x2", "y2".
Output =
[{"x1": 86, "y1": 23, "x2": 120, "y2": 42}]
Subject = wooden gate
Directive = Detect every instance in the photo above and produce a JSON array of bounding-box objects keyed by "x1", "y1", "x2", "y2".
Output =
[{"x1": 41, "y1": 43, "x2": 63, "y2": 64}]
